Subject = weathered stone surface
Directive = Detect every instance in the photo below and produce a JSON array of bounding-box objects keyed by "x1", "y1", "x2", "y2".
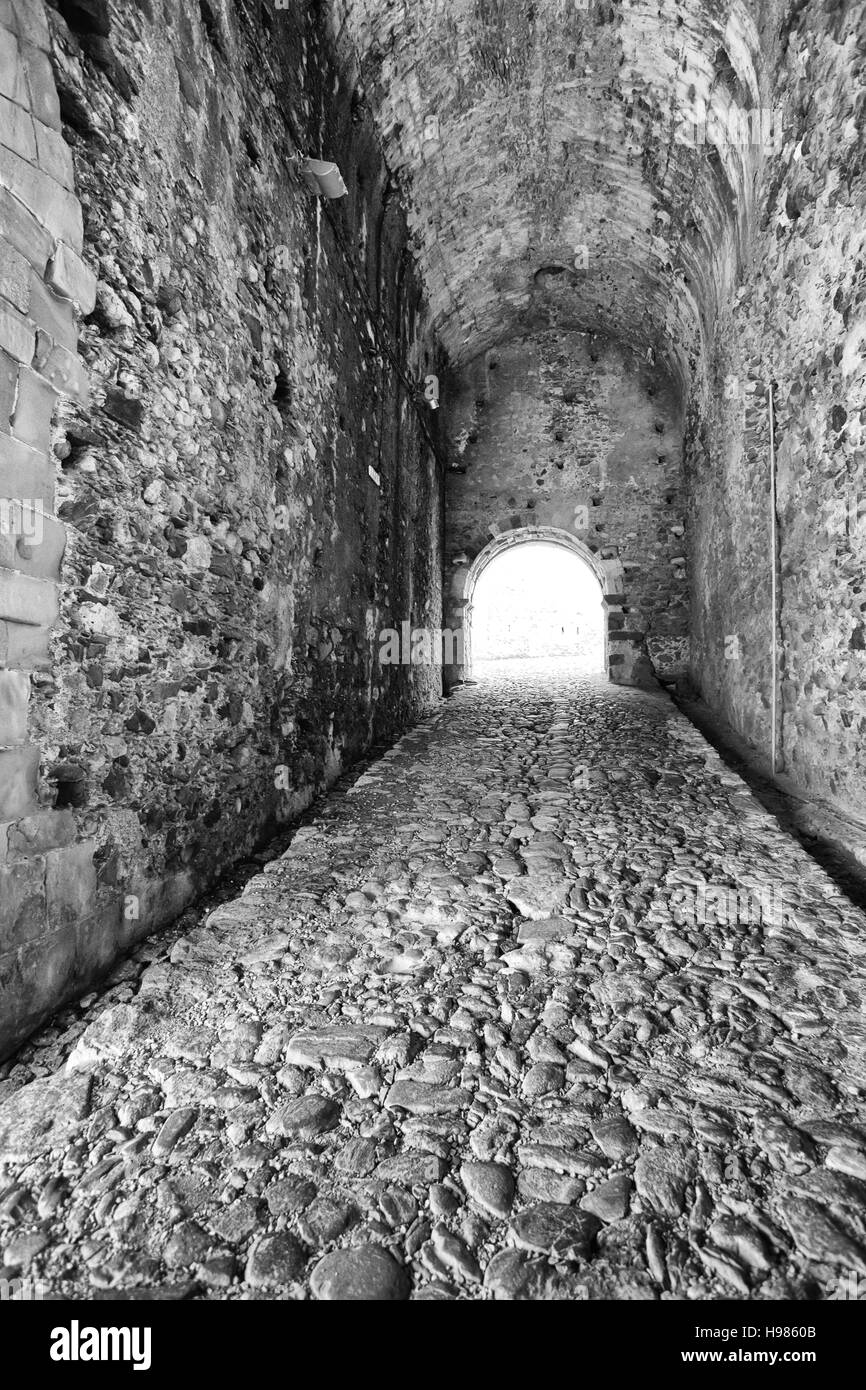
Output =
[
  {"x1": 310, "y1": 1245, "x2": 410, "y2": 1301},
  {"x1": 245, "y1": 1234, "x2": 308, "y2": 1289},
  {"x1": 265, "y1": 1095, "x2": 341, "y2": 1139},
  {"x1": 0, "y1": 0, "x2": 444, "y2": 1061},
  {"x1": 384, "y1": 1081, "x2": 472, "y2": 1116},
  {"x1": 505, "y1": 877, "x2": 573, "y2": 921},
  {"x1": 265, "y1": 1176, "x2": 318, "y2": 1217},
  {"x1": 591, "y1": 1118, "x2": 639, "y2": 1162},
  {"x1": 516, "y1": 917, "x2": 576, "y2": 943},
  {"x1": 152, "y1": 1110, "x2": 197, "y2": 1157},
  {"x1": 510, "y1": 1203, "x2": 602, "y2": 1260},
  {"x1": 285, "y1": 1025, "x2": 390, "y2": 1073},
  {"x1": 460, "y1": 1161, "x2": 515, "y2": 1217},
  {"x1": 376, "y1": 1153, "x2": 446, "y2": 1185},
  {"x1": 634, "y1": 1146, "x2": 697, "y2": 1217},
  {"x1": 0, "y1": 1073, "x2": 90, "y2": 1161},
  {"x1": 483, "y1": 1248, "x2": 558, "y2": 1301},
  {"x1": 781, "y1": 1200, "x2": 866, "y2": 1274},
  {"x1": 164, "y1": 1221, "x2": 211, "y2": 1269},
  {"x1": 580, "y1": 1175, "x2": 633, "y2": 1224},
  {"x1": 298, "y1": 1196, "x2": 357, "y2": 1247}
]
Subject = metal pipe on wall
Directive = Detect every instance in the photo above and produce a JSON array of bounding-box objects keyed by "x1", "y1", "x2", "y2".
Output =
[{"x1": 769, "y1": 381, "x2": 778, "y2": 776}]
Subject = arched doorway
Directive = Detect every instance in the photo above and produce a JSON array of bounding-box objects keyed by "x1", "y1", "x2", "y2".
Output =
[
  {"x1": 446, "y1": 525, "x2": 616, "y2": 687},
  {"x1": 470, "y1": 541, "x2": 604, "y2": 674}
]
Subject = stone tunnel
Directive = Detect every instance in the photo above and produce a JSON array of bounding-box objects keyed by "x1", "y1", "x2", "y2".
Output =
[{"x1": 0, "y1": 0, "x2": 865, "y2": 1307}]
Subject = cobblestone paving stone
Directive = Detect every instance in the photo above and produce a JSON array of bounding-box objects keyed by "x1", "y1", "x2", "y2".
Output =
[{"x1": 2, "y1": 663, "x2": 866, "y2": 1301}]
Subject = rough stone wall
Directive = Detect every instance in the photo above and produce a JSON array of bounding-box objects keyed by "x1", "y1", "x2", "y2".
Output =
[
  {"x1": 686, "y1": 0, "x2": 866, "y2": 821},
  {"x1": 444, "y1": 330, "x2": 687, "y2": 685},
  {"x1": 0, "y1": 0, "x2": 99, "y2": 1060},
  {"x1": 0, "y1": 0, "x2": 443, "y2": 1057}
]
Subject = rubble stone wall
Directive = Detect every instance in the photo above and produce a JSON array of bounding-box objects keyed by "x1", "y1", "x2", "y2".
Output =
[
  {"x1": 444, "y1": 330, "x2": 688, "y2": 687},
  {"x1": 686, "y1": 0, "x2": 866, "y2": 821},
  {"x1": 0, "y1": 0, "x2": 443, "y2": 1057}
]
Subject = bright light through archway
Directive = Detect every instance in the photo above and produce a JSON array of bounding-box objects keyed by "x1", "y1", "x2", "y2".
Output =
[{"x1": 470, "y1": 542, "x2": 604, "y2": 673}]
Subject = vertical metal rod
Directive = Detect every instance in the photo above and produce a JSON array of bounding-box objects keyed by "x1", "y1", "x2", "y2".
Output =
[{"x1": 769, "y1": 381, "x2": 778, "y2": 776}]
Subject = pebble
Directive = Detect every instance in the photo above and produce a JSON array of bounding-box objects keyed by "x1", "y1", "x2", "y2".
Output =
[
  {"x1": 580, "y1": 1174, "x2": 633, "y2": 1222},
  {"x1": 633, "y1": 1145, "x2": 697, "y2": 1216},
  {"x1": 265, "y1": 1094, "x2": 341, "y2": 1138},
  {"x1": 460, "y1": 1160, "x2": 515, "y2": 1217},
  {"x1": 483, "y1": 1248, "x2": 558, "y2": 1300},
  {"x1": 376, "y1": 1153, "x2": 446, "y2": 1184},
  {"x1": 384, "y1": 1081, "x2": 472, "y2": 1115},
  {"x1": 510, "y1": 1202, "x2": 602, "y2": 1260},
  {"x1": 265, "y1": 1176, "x2": 318, "y2": 1216},
  {"x1": 152, "y1": 1108, "x2": 197, "y2": 1157},
  {"x1": 310, "y1": 1245, "x2": 410, "y2": 1300},
  {"x1": 244, "y1": 1233, "x2": 308, "y2": 1288}
]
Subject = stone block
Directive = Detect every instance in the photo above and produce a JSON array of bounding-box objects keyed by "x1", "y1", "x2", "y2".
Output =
[
  {"x1": 0, "y1": 347, "x2": 17, "y2": 427},
  {"x1": 6, "y1": 2, "x2": 51, "y2": 51},
  {"x1": 10, "y1": 364, "x2": 55, "y2": 451},
  {"x1": 0, "y1": 946, "x2": 24, "y2": 1056},
  {"x1": 46, "y1": 241, "x2": 97, "y2": 315},
  {"x1": 33, "y1": 117, "x2": 72, "y2": 188},
  {"x1": 0, "y1": 743, "x2": 37, "y2": 816},
  {"x1": 0, "y1": 508, "x2": 65, "y2": 579},
  {"x1": 76, "y1": 904, "x2": 122, "y2": 979},
  {"x1": 0, "y1": 28, "x2": 28, "y2": 106},
  {"x1": 0, "y1": 89, "x2": 35, "y2": 161},
  {"x1": 14, "y1": 924, "x2": 78, "y2": 1035},
  {"x1": 0, "y1": 854, "x2": 46, "y2": 949},
  {"x1": 7, "y1": 808, "x2": 76, "y2": 856},
  {"x1": 0, "y1": 297, "x2": 34, "y2": 364},
  {"x1": 27, "y1": 271, "x2": 76, "y2": 347},
  {"x1": 0, "y1": 433, "x2": 54, "y2": 510},
  {"x1": 0, "y1": 614, "x2": 52, "y2": 667},
  {"x1": 45, "y1": 841, "x2": 97, "y2": 932},
  {"x1": 32, "y1": 333, "x2": 88, "y2": 404},
  {"x1": 21, "y1": 42, "x2": 59, "y2": 130},
  {"x1": 0, "y1": 239, "x2": 28, "y2": 312},
  {"x1": 0, "y1": 568, "x2": 57, "y2": 626},
  {"x1": 0, "y1": 146, "x2": 81, "y2": 251},
  {"x1": 0, "y1": 187, "x2": 53, "y2": 270},
  {"x1": 0, "y1": 666, "x2": 27, "y2": 741}
]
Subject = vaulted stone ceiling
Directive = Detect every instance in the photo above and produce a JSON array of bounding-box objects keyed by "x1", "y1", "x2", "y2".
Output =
[{"x1": 327, "y1": 0, "x2": 773, "y2": 391}]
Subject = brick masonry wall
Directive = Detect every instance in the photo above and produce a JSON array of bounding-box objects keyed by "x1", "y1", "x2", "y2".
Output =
[
  {"x1": 0, "y1": 0, "x2": 444, "y2": 1057},
  {"x1": 686, "y1": 0, "x2": 866, "y2": 822},
  {"x1": 444, "y1": 329, "x2": 688, "y2": 686}
]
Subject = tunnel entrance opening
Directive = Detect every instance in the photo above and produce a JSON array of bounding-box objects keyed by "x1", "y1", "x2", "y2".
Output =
[{"x1": 462, "y1": 531, "x2": 606, "y2": 683}]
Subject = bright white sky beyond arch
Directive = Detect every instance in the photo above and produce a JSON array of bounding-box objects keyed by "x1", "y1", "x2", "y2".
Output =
[{"x1": 471, "y1": 542, "x2": 604, "y2": 668}]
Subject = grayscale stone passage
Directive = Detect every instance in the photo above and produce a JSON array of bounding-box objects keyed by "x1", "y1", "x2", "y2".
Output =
[
  {"x1": 1, "y1": 0, "x2": 865, "y2": 1317},
  {"x1": 1, "y1": 663, "x2": 864, "y2": 1301}
]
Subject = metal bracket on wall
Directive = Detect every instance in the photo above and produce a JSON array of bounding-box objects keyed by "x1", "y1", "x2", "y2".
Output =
[{"x1": 769, "y1": 380, "x2": 780, "y2": 777}]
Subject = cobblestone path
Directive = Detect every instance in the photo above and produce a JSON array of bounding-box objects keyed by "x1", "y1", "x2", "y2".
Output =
[{"x1": 2, "y1": 664, "x2": 866, "y2": 1301}]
